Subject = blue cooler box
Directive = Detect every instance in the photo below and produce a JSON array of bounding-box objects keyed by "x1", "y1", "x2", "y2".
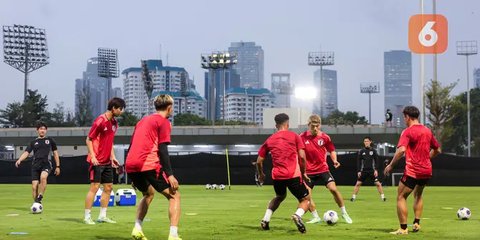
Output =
[
  {"x1": 115, "y1": 188, "x2": 136, "y2": 206},
  {"x1": 93, "y1": 188, "x2": 115, "y2": 207}
]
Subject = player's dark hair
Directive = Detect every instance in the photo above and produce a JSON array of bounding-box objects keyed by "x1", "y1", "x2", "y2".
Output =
[
  {"x1": 364, "y1": 136, "x2": 372, "y2": 141},
  {"x1": 36, "y1": 121, "x2": 47, "y2": 130},
  {"x1": 154, "y1": 94, "x2": 174, "y2": 111},
  {"x1": 107, "y1": 97, "x2": 126, "y2": 111},
  {"x1": 274, "y1": 113, "x2": 289, "y2": 125},
  {"x1": 403, "y1": 106, "x2": 420, "y2": 119}
]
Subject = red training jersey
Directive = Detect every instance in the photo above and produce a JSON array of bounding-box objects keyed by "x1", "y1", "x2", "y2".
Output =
[
  {"x1": 300, "y1": 131, "x2": 336, "y2": 175},
  {"x1": 87, "y1": 114, "x2": 118, "y2": 165},
  {"x1": 126, "y1": 114, "x2": 171, "y2": 173},
  {"x1": 397, "y1": 124, "x2": 440, "y2": 179},
  {"x1": 258, "y1": 130, "x2": 305, "y2": 180}
]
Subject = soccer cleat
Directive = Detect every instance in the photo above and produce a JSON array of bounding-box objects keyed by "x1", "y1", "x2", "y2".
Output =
[
  {"x1": 260, "y1": 220, "x2": 270, "y2": 230},
  {"x1": 342, "y1": 212, "x2": 353, "y2": 224},
  {"x1": 350, "y1": 198, "x2": 355, "y2": 202},
  {"x1": 412, "y1": 223, "x2": 421, "y2": 232},
  {"x1": 35, "y1": 194, "x2": 43, "y2": 204},
  {"x1": 306, "y1": 217, "x2": 322, "y2": 224},
  {"x1": 291, "y1": 214, "x2": 306, "y2": 233},
  {"x1": 168, "y1": 236, "x2": 182, "y2": 240},
  {"x1": 97, "y1": 217, "x2": 117, "y2": 223},
  {"x1": 390, "y1": 228, "x2": 408, "y2": 235},
  {"x1": 84, "y1": 218, "x2": 96, "y2": 225},
  {"x1": 383, "y1": 198, "x2": 387, "y2": 202},
  {"x1": 131, "y1": 227, "x2": 148, "y2": 240}
]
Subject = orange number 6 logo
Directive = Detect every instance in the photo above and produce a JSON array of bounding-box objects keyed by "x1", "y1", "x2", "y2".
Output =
[{"x1": 409, "y1": 14, "x2": 448, "y2": 54}]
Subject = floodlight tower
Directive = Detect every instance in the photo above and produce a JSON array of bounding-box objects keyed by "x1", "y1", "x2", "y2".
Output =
[
  {"x1": 98, "y1": 48, "x2": 119, "y2": 100},
  {"x1": 201, "y1": 52, "x2": 237, "y2": 125},
  {"x1": 308, "y1": 51, "x2": 334, "y2": 117},
  {"x1": 456, "y1": 40, "x2": 477, "y2": 157},
  {"x1": 2, "y1": 25, "x2": 49, "y2": 101},
  {"x1": 360, "y1": 82, "x2": 380, "y2": 124}
]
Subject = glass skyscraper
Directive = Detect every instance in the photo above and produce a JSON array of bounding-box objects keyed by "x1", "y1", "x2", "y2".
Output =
[
  {"x1": 384, "y1": 50, "x2": 412, "y2": 126},
  {"x1": 313, "y1": 69, "x2": 338, "y2": 118},
  {"x1": 228, "y1": 41, "x2": 264, "y2": 89}
]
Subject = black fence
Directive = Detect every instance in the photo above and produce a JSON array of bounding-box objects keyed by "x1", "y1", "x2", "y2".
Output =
[{"x1": 1, "y1": 153, "x2": 479, "y2": 186}]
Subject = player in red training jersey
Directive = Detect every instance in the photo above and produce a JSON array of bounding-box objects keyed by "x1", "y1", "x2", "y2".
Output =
[
  {"x1": 83, "y1": 97, "x2": 125, "y2": 225},
  {"x1": 126, "y1": 94, "x2": 181, "y2": 240},
  {"x1": 300, "y1": 114, "x2": 352, "y2": 224},
  {"x1": 257, "y1": 113, "x2": 310, "y2": 234},
  {"x1": 384, "y1": 106, "x2": 441, "y2": 235}
]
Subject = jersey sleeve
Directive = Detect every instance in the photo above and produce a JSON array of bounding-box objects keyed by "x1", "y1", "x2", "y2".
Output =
[
  {"x1": 397, "y1": 129, "x2": 410, "y2": 148},
  {"x1": 258, "y1": 143, "x2": 268, "y2": 158},
  {"x1": 49, "y1": 138, "x2": 58, "y2": 151},
  {"x1": 25, "y1": 140, "x2": 34, "y2": 153},
  {"x1": 88, "y1": 118, "x2": 103, "y2": 140},
  {"x1": 157, "y1": 119, "x2": 171, "y2": 145},
  {"x1": 430, "y1": 132, "x2": 440, "y2": 150},
  {"x1": 324, "y1": 135, "x2": 335, "y2": 152},
  {"x1": 295, "y1": 134, "x2": 305, "y2": 150}
]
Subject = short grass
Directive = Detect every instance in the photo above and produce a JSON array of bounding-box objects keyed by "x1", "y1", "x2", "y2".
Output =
[{"x1": 0, "y1": 184, "x2": 479, "y2": 240}]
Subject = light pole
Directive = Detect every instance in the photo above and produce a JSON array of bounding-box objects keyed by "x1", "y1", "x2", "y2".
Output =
[
  {"x1": 98, "y1": 48, "x2": 119, "y2": 101},
  {"x1": 201, "y1": 52, "x2": 237, "y2": 126},
  {"x1": 456, "y1": 40, "x2": 477, "y2": 157},
  {"x1": 2, "y1": 25, "x2": 49, "y2": 102},
  {"x1": 308, "y1": 51, "x2": 334, "y2": 117},
  {"x1": 360, "y1": 82, "x2": 380, "y2": 124}
]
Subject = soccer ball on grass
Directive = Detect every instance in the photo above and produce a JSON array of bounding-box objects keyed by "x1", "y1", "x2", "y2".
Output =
[
  {"x1": 323, "y1": 210, "x2": 338, "y2": 225},
  {"x1": 457, "y1": 207, "x2": 471, "y2": 220},
  {"x1": 31, "y1": 202, "x2": 43, "y2": 214}
]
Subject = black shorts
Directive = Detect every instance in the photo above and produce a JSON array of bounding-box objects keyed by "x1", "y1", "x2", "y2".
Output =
[
  {"x1": 358, "y1": 171, "x2": 380, "y2": 183},
  {"x1": 400, "y1": 175, "x2": 429, "y2": 189},
  {"x1": 31, "y1": 161, "x2": 52, "y2": 181},
  {"x1": 89, "y1": 165, "x2": 114, "y2": 183},
  {"x1": 128, "y1": 170, "x2": 170, "y2": 193},
  {"x1": 306, "y1": 172, "x2": 335, "y2": 189},
  {"x1": 273, "y1": 177, "x2": 309, "y2": 200}
]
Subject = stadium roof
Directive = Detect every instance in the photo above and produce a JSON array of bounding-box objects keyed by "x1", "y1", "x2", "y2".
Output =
[{"x1": 121, "y1": 59, "x2": 186, "y2": 74}]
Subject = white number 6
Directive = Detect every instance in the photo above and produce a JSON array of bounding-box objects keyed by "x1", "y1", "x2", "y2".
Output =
[{"x1": 418, "y1": 21, "x2": 438, "y2": 47}]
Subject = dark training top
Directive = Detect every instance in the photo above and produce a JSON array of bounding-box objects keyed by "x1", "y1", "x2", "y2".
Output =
[
  {"x1": 25, "y1": 137, "x2": 57, "y2": 167},
  {"x1": 357, "y1": 147, "x2": 378, "y2": 172}
]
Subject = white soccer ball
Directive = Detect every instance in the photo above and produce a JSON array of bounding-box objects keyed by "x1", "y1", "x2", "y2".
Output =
[
  {"x1": 31, "y1": 202, "x2": 43, "y2": 214},
  {"x1": 323, "y1": 210, "x2": 338, "y2": 225},
  {"x1": 211, "y1": 184, "x2": 218, "y2": 190},
  {"x1": 457, "y1": 207, "x2": 471, "y2": 220},
  {"x1": 205, "y1": 184, "x2": 212, "y2": 190},
  {"x1": 219, "y1": 184, "x2": 226, "y2": 190}
]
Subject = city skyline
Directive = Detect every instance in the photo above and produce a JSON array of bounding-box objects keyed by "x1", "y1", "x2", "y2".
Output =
[{"x1": 1, "y1": 0, "x2": 479, "y2": 124}]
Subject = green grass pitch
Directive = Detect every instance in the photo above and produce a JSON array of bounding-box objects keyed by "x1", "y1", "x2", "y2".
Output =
[{"x1": 0, "y1": 184, "x2": 478, "y2": 239}]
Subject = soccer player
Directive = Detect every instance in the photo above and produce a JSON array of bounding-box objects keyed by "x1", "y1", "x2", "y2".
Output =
[
  {"x1": 15, "y1": 122, "x2": 61, "y2": 205},
  {"x1": 126, "y1": 94, "x2": 181, "y2": 240},
  {"x1": 350, "y1": 136, "x2": 386, "y2": 202},
  {"x1": 83, "y1": 97, "x2": 125, "y2": 225},
  {"x1": 384, "y1": 106, "x2": 441, "y2": 235},
  {"x1": 300, "y1": 114, "x2": 352, "y2": 224},
  {"x1": 257, "y1": 113, "x2": 310, "y2": 234}
]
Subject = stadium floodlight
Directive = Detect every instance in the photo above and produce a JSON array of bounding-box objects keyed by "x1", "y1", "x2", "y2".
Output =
[
  {"x1": 308, "y1": 51, "x2": 335, "y2": 117},
  {"x1": 294, "y1": 86, "x2": 317, "y2": 100},
  {"x1": 360, "y1": 82, "x2": 380, "y2": 124},
  {"x1": 2, "y1": 24, "x2": 49, "y2": 101},
  {"x1": 201, "y1": 51, "x2": 237, "y2": 126},
  {"x1": 456, "y1": 40, "x2": 477, "y2": 157},
  {"x1": 98, "y1": 47, "x2": 119, "y2": 100}
]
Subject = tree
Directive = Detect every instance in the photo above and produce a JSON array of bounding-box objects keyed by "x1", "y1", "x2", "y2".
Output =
[
  {"x1": 0, "y1": 102, "x2": 24, "y2": 127},
  {"x1": 75, "y1": 86, "x2": 93, "y2": 126},
  {"x1": 118, "y1": 111, "x2": 140, "y2": 126},
  {"x1": 323, "y1": 110, "x2": 368, "y2": 126},
  {"x1": 425, "y1": 79, "x2": 460, "y2": 145},
  {"x1": 0, "y1": 90, "x2": 49, "y2": 127},
  {"x1": 45, "y1": 103, "x2": 76, "y2": 127},
  {"x1": 174, "y1": 113, "x2": 210, "y2": 126}
]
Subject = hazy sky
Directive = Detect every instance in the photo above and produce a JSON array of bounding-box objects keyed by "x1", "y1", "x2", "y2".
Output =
[{"x1": 1, "y1": 0, "x2": 479, "y2": 124}]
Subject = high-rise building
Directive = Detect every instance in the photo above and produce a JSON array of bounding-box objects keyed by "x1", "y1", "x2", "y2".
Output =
[
  {"x1": 152, "y1": 90, "x2": 206, "y2": 118},
  {"x1": 223, "y1": 87, "x2": 274, "y2": 125},
  {"x1": 112, "y1": 87, "x2": 122, "y2": 98},
  {"x1": 122, "y1": 59, "x2": 197, "y2": 118},
  {"x1": 384, "y1": 50, "x2": 412, "y2": 126},
  {"x1": 313, "y1": 69, "x2": 338, "y2": 118},
  {"x1": 228, "y1": 41, "x2": 264, "y2": 88},
  {"x1": 271, "y1": 73, "x2": 292, "y2": 108},
  {"x1": 75, "y1": 57, "x2": 109, "y2": 118},
  {"x1": 474, "y1": 68, "x2": 480, "y2": 89},
  {"x1": 204, "y1": 68, "x2": 240, "y2": 121}
]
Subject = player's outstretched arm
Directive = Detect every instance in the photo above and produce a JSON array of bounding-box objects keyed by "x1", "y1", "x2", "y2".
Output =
[
  {"x1": 15, "y1": 151, "x2": 30, "y2": 168},
  {"x1": 330, "y1": 151, "x2": 340, "y2": 168},
  {"x1": 430, "y1": 147, "x2": 441, "y2": 159},
  {"x1": 384, "y1": 146, "x2": 406, "y2": 176},
  {"x1": 256, "y1": 156, "x2": 265, "y2": 184},
  {"x1": 53, "y1": 150, "x2": 61, "y2": 176}
]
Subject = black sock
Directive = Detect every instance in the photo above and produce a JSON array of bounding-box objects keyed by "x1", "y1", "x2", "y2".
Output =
[
  {"x1": 400, "y1": 224, "x2": 407, "y2": 230},
  {"x1": 413, "y1": 218, "x2": 420, "y2": 224}
]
